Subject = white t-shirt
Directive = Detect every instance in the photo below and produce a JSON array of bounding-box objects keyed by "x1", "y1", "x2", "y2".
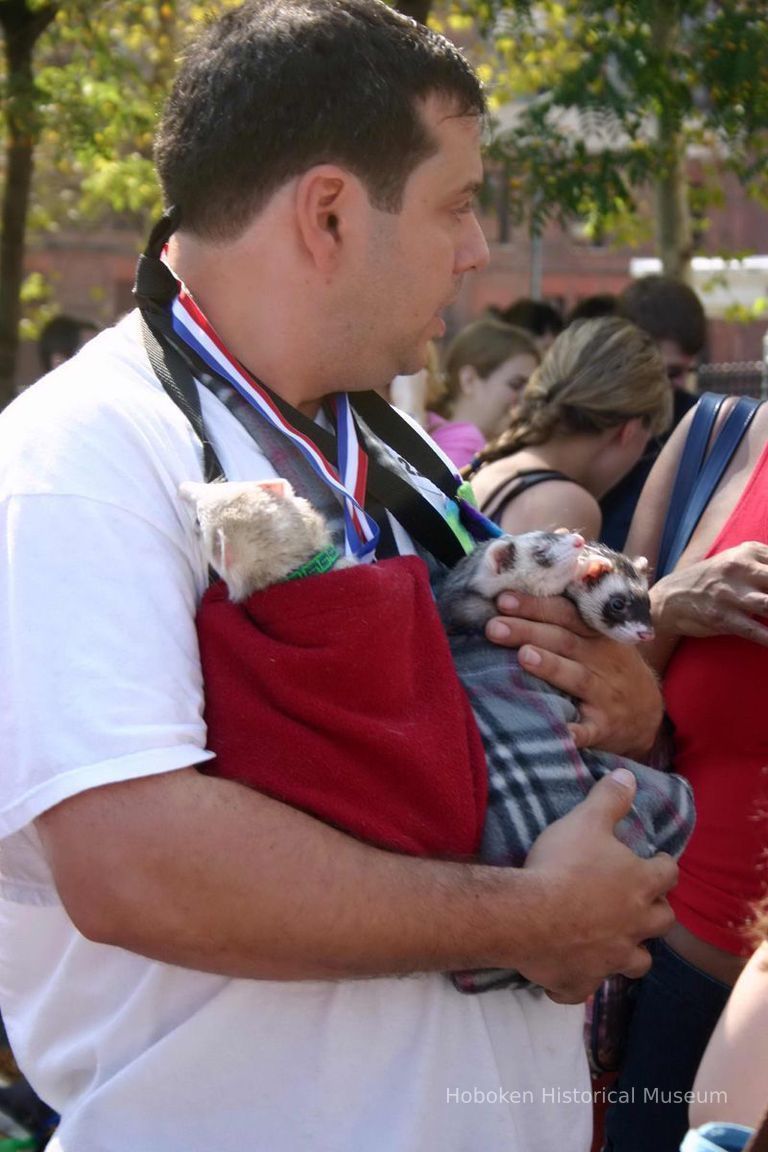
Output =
[{"x1": 0, "y1": 314, "x2": 591, "y2": 1152}]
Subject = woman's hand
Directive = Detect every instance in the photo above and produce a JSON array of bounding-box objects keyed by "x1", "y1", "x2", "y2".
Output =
[
  {"x1": 651, "y1": 542, "x2": 768, "y2": 645},
  {"x1": 486, "y1": 592, "x2": 663, "y2": 760}
]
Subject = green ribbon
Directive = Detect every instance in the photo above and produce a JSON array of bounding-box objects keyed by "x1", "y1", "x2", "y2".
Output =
[{"x1": 442, "y1": 480, "x2": 479, "y2": 556}]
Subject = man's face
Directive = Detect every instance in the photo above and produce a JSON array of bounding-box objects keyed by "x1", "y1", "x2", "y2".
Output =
[
  {"x1": 349, "y1": 94, "x2": 489, "y2": 385},
  {"x1": 657, "y1": 338, "x2": 696, "y2": 391}
]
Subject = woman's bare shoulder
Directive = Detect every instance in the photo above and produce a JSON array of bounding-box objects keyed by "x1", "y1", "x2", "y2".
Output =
[{"x1": 499, "y1": 478, "x2": 601, "y2": 538}]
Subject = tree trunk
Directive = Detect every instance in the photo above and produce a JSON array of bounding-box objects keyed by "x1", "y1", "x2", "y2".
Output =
[
  {"x1": 650, "y1": 4, "x2": 693, "y2": 284},
  {"x1": 0, "y1": 1, "x2": 57, "y2": 409},
  {"x1": 395, "y1": 0, "x2": 432, "y2": 25},
  {"x1": 655, "y1": 142, "x2": 693, "y2": 283}
]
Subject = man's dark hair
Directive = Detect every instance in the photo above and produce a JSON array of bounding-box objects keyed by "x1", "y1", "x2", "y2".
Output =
[
  {"x1": 155, "y1": 0, "x2": 485, "y2": 241},
  {"x1": 567, "y1": 294, "x2": 618, "y2": 324},
  {"x1": 38, "y1": 315, "x2": 98, "y2": 373},
  {"x1": 618, "y1": 275, "x2": 706, "y2": 356},
  {"x1": 498, "y1": 298, "x2": 564, "y2": 340}
]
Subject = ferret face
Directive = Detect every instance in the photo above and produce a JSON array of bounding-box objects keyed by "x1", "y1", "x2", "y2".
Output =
[
  {"x1": 179, "y1": 479, "x2": 333, "y2": 600},
  {"x1": 477, "y1": 530, "x2": 586, "y2": 600},
  {"x1": 570, "y1": 546, "x2": 653, "y2": 643}
]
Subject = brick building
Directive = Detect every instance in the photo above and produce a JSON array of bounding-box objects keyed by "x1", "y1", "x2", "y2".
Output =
[{"x1": 15, "y1": 167, "x2": 768, "y2": 391}]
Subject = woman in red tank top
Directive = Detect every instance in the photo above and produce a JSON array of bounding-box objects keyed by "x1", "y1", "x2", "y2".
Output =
[{"x1": 604, "y1": 398, "x2": 768, "y2": 1152}]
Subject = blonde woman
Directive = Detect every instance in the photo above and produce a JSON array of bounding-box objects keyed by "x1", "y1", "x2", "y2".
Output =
[
  {"x1": 468, "y1": 317, "x2": 672, "y2": 538},
  {"x1": 688, "y1": 895, "x2": 768, "y2": 1135},
  {"x1": 426, "y1": 318, "x2": 539, "y2": 470}
]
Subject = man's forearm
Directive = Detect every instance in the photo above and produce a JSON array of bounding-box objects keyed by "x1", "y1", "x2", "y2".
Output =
[
  {"x1": 37, "y1": 768, "x2": 526, "y2": 978},
  {"x1": 37, "y1": 766, "x2": 676, "y2": 1000}
]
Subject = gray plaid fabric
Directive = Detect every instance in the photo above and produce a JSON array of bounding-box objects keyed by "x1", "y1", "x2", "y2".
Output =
[{"x1": 447, "y1": 632, "x2": 695, "y2": 992}]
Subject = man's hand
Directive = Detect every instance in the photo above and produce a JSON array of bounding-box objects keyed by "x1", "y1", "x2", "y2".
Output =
[
  {"x1": 485, "y1": 591, "x2": 663, "y2": 759},
  {"x1": 516, "y1": 769, "x2": 677, "y2": 1002},
  {"x1": 652, "y1": 542, "x2": 768, "y2": 645}
]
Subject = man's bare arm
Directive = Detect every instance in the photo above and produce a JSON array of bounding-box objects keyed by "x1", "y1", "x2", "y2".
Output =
[{"x1": 37, "y1": 766, "x2": 676, "y2": 1003}]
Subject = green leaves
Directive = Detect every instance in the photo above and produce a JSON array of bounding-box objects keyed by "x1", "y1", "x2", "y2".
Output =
[{"x1": 439, "y1": 0, "x2": 768, "y2": 276}]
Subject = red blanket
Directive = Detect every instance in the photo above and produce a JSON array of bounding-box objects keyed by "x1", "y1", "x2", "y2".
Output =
[{"x1": 198, "y1": 554, "x2": 487, "y2": 858}]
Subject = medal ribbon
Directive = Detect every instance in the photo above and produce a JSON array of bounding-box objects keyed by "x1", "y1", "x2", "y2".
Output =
[{"x1": 165, "y1": 261, "x2": 378, "y2": 561}]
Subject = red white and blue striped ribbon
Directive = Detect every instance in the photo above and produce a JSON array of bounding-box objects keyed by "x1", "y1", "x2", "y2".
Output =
[{"x1": 165, "y1": 262, "x2": 379, "y2": 561}]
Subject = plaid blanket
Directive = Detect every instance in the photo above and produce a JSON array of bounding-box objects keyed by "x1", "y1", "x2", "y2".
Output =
[{"x1": 448, "y1": 631, "x2": 695, "y2": 992}]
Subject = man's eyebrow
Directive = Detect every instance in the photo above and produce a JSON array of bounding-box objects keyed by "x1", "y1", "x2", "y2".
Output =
[{"x1": 455, "y1": 180, "x2": 483, "y2": 197}]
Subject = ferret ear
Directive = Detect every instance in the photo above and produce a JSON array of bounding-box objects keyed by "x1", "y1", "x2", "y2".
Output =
[
  {"x1": 633, "y1": 555, "x2": 649, "y2": 575},
  {"x1": 254, "y1": 478, "x2": 294, "y2": 500},
  {"x1": 578, "y1": 553, "x2": 614, "y2": 581},
  {"x1": 486, "y1": 537, "x2": 517, "y2": 575},
  {"x1": 212, "y1": 527, "x2": 235, "y2": 577}
]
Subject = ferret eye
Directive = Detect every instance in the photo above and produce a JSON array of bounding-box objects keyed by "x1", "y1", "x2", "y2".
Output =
[{"x1": 608, "y1": 594, "x2": 627, "y2": 612}]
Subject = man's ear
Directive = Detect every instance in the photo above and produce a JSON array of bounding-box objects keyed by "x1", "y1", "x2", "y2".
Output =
[{"x1": 294, "y1": 165, "x2": 355, "y2": 271}]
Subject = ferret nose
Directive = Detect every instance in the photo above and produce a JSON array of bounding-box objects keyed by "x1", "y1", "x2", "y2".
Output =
[{"x1": 638, "y1": 627, "x2": 655, "y2": 642}]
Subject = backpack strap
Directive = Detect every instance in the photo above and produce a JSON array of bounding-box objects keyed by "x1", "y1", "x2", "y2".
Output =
[
  {"x1": 656, "y1": 394, "x2": 761, "y2": 578},
  {"x1": 479, "y1": 468, "x2": 572, "y2": 525},
  {"x1": 656, "y1": 393, "x2": 725, "y2": 578}
]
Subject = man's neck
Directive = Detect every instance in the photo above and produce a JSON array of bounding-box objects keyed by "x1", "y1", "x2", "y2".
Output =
[{"x1": 166, "y1": 231, "x2": 329, "y2": 416}]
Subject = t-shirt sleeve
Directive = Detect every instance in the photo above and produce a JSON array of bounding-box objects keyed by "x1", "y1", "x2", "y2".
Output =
[
  {"x1": 0, "y1": 490, "x2": 214, "y2": 837},
  {"x1": 0, "y1": 335, "x2": 221, "y2": 840}
]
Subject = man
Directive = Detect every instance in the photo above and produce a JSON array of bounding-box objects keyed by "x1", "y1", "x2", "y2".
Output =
[
  {"x1": 37, "y1": 314, "x2": 99, "y2": 374},
  {"x1": 499, "y1": 296, "x2": 565, "y2": 353},
  {"x1": 0, "y1": 4, "x2": 675, "y2": 1149},
  {"x1": 600, "y1": 274, "x2": 708, "y2": 549}
]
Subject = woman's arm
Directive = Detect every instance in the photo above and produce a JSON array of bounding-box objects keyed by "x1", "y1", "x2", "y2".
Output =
[
  {"x1": 690, "y1": 941, "x2": 768, "y2": 1130},
  {"x1": 626, "y1": 399, "x2": 768, "y2": 675}
]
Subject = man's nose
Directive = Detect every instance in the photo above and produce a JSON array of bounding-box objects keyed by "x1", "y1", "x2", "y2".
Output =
[{"x1": 456, "y1": 213, "x2": 490, "y2": 274}]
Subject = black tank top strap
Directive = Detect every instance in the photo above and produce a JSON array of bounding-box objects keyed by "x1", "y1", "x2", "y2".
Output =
[{"x1": 479, "y1": 468, "x2": 571, "y2": 525}]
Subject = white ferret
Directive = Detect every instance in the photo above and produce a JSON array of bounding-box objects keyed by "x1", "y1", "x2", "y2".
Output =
[
  {"x1": 179, "y1": 478, "x2": 653, "y2": 644},
  {"x1": 179, "y1": 478, "x2": 347, "y2": 601}
]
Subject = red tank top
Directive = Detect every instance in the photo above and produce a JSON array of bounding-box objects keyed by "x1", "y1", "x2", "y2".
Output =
[{"x1": 664, "y1": 438, "x2": 768, "y2": 955}]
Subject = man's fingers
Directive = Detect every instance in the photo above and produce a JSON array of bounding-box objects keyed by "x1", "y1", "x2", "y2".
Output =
[
  {"x1": 567, "y1": 719, "x2": 598, "y2": 750},
  {"x1": 545, "y1": 945, "x2": 653, "y2": 1003},
  {"x1": 578, "y1": 767, "x2": 637, "y2": 828},
  {"x1": 546, "y1": 987, "x2": 595, "y2": 1006},
  {"x1": 618, "y1": 944, "x2": 654, "y2": 981},
  {"x1": 645, "y1": 852, "x2": 679, "y2": 903},
  {"x1": 517, "y1": 641, "x2": 590, "y2": 696},
  {"x1": 491, "y1": 592, "x2": 592, "y2": 636}
]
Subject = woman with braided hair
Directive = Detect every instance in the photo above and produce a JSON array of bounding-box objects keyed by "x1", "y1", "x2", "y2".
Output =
[{"x1": 467, "y1": 316, "x2": 672, "y2": 538}]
